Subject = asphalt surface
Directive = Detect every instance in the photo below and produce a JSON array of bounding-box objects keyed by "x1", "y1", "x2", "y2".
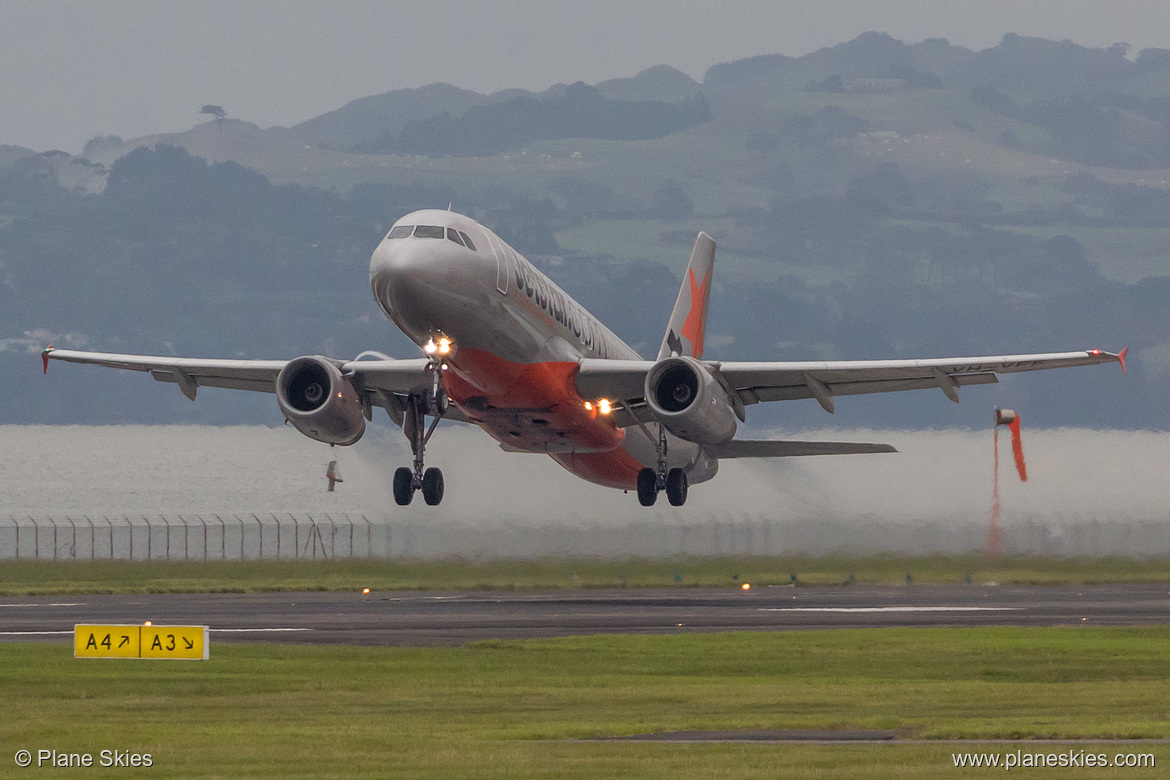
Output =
[{"x1": 1, "y1": 584, "x2": 1168, "y2": 646}]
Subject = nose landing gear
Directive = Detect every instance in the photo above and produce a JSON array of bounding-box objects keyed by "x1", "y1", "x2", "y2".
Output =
[{"x1": 393, "y1": 359, "x2": 447, "y2": 506}]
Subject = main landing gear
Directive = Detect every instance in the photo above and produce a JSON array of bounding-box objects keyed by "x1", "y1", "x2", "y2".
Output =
[
  {"x1": 393, "y1": 361, "x2": 447, "y2": 507},
  {"x1": 636, "y1": 425, "x2": 688, "y2": 507},
  {"x1": 637, "y1": 467, "x2": 688, "y2": 507}
]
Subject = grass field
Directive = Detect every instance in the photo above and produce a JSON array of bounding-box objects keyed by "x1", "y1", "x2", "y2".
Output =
[
  {"x1": 1, "y1": 555, "x2": 1169, "y2": 596},
  {"x1": 1, "y1": 628, "x2": 1166, "y2": 778}
]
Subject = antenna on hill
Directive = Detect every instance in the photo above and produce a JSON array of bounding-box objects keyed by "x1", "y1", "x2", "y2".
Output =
[{"x1": 448, "y1": 202, "x2": 453, "y2": 211}]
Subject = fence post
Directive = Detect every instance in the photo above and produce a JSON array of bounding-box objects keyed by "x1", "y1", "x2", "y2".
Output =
[
  {"x1": 199, "y1": 516, "x2": 208, "y2": 561},
  {"x1": 238, "y1": 515, "x2": 244, "y2": 561},
  {"x1": 104, "y1": 517, "x2": 114, "y2": 560},
  {"x1": 252, "y1": 515, "x2": 263, "y2": 560},
  {"x1": 67, "y1": 516, "x2": 79, "y2": 559},
  {"x1": 366, "y1": 516, "x2": 372, "y2": 559},
  {"x1": 178, "y1": 515, "x2": 188, "y2": 562},
  {"x1": 85, "y1": 516, "x2": 95, "y2": 561},
  {"x1": 14, "y1": 518, "x2": 19, "y2": 560},
  {"x1": 146, "y1": 516, "x2": 153, "y2": 560},
  {"x1": 294, "y1": 515, "x2": 300, "y2": 561},
  {"x1": 215, "y1": 515, "x2": 225, "y2": 561},
  {"x1": 274, "y1": 514, "x2": 281, "y2": 560},
  {"x1": 163, "y1": 516, "x2": 171, "y2": 561},
  {"x1": 328, "y1": 514, "x2": 337, "y2": 559},
  {"x1": 345, "y1": 514, "x2": 354, "y2": 558}
]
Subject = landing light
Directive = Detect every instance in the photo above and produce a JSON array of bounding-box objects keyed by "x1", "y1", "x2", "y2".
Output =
[
  {"x1": 144, "y1": 621, "x2": 152, "y2": 626},
  {"x1": 598, "y1": 399, "x2": 612, "y2": 415},
  {"x1": 424, "y1": 337, "x2": 454, "y2": 356},
  {"x1": 741, "y1": 583, "x2": 751, "y2": 591},
  {"x1": 584, "y1": 401, "x2": 593, "y2": 411}
]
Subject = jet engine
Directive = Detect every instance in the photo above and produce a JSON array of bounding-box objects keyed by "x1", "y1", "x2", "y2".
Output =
[
  {"x1": 276, "y1": 356, "x2": 365, "y2": 446},
  {"x1": 644, "y1": 356, "x2": 737, "y2": 444}
]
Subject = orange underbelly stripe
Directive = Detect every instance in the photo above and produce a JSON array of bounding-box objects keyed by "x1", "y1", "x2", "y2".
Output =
[{"x1": 442, "y1": 348, "x2": 637, "y2": 485}]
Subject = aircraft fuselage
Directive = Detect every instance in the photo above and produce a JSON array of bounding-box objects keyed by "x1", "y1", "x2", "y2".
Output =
[{"x1": 369, "y1": 209, "x2": 717, "y2": 489}]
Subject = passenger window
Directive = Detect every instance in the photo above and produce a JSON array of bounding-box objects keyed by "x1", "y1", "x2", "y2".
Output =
[
  {"x1": 387, "y1": 225, "x2": 413, "y2": 239},
  {"x1": 446, "y1": 227, "x2": 465, "y2": 246},
  {"x1": 414, "y1": 225, "x2": 445, "y2": 239},
  {"x1": 458, "y1": 231, "x2": 477, "y2": 250}
]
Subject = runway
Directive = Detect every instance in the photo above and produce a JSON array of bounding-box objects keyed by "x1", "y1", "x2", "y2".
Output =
[{"x1": 1, "y1": 584, "x2": 1168, "y2": 646}]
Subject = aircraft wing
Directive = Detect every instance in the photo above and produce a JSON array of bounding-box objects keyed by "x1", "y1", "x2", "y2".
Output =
[
  {"x1": 577, "y1": 348, "x2": 1126, "y2": 422},
  {"x1": 43, "y1": 349, "x2": 290, "y2": 395},
  {"x1": 41, "y1": 348, "x2": 470, "y2": 422}
]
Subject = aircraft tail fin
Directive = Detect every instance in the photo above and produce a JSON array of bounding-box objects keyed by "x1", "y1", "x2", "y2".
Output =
[{"x1": 657, "y1": 232, "x2": 716, "y2": 360}]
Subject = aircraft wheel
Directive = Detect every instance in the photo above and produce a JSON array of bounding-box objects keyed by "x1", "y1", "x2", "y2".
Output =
[
  {"x1": 422, "y1": 467, "x2": 445, "y2": 506},
  {"x1": 636, "y1": 467, "x2": 658, "y2": 507},
  {"x1": 666, "y1": 468, "x2": 688, "y2": 507},
  {"x1": 392, "y1": 467, "x2": 414, "y2": 506}
]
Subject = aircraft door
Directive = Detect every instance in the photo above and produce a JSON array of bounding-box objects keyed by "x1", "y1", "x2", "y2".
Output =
[{"x1": 486, "y1": 232, "x2": 510, "y2": 295}]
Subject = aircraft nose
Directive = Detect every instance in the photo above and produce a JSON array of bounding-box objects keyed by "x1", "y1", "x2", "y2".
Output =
[
  {"x1": 369, "y1": 240, "x2": 452, "y2": 339},
  {"x1": 370, "y1": 239, "x2": 440, "y2": 281}
]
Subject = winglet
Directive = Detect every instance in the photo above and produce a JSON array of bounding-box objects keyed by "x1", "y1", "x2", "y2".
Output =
[
  {"x1": 1088, "y1": 348, "x2": 1127, "y2": 376},
  {"x1": 42, "y1": 345, "x2": 53, "y2": 374}
]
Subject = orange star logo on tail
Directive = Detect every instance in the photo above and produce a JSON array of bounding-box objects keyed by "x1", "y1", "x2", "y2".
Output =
[{"x1": 679, "y1": 267, "x2": 711, "y2": 359}]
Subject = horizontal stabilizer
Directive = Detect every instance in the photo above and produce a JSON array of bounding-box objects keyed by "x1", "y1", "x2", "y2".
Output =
[{"x1": 706, "y1": 439, "x2": 897, "y2": 459}]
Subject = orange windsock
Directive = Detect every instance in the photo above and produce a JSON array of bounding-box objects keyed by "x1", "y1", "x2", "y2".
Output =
[
  {"x1": 994, "y1": 408, "x2": 1027, "y2": 482},
  {"x1": 1008, "y1": 415, "x2": 1027, "y2": 482}
]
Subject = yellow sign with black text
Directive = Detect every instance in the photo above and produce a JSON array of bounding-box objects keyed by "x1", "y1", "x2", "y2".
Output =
[
  {"x1": 74, "y1": 625, "x2": 141, "y2": 658},
  {"x1": 74, "y1": 625, "x2": 208, "y2": 660},
  {"x1": 141, "y1": 625, "x2": 208, "y2": 659}
]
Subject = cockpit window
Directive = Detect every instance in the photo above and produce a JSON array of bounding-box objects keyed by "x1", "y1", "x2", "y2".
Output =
[
  {"x1": 458, "y1": 230, "x2": 477, "y2": 250},
  {"x1": 414, "y1": 225, "x2": 445, "y2": 239},
  {"x1": 386, "y1": 225, "x2": 413, "y2": 239},
  {"x1": 446, "y1": 227, "x2": 465, "y2": 246}
]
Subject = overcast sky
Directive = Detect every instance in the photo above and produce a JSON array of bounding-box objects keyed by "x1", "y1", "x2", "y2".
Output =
[{"x1": 4, "y1": 0, "x2": 1170, "y2": 154}]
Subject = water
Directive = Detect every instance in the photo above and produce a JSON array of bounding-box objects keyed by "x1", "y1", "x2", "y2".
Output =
[{"x1": 2, "y1": 424, "x2": 1168, "y2": 559}]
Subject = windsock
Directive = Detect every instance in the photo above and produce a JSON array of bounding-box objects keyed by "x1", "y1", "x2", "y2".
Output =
[{"x1": 994, "y1": 408, "x2": 1027, "y2": 482}]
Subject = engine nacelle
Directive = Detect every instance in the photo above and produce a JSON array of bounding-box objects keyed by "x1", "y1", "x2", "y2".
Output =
[
  {"x1": 276, "y1": 356, "x2": 365, "y2": 446},
  {"x1": 644, "y1": 356, "x2": 737, "y2": 445}
]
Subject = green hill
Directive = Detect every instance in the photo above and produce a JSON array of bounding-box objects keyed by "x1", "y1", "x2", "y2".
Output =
[{"x1": 3, "y1": 34, "x2": 1167, "y2": 429}]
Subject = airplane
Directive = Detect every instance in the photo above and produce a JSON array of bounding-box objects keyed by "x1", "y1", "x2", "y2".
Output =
[{"x1": 43, "y1": 208, "x2": 1126, "y2": 507}]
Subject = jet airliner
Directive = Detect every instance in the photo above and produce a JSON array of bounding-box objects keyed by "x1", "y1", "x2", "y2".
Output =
[{"x1": 43, "y1": 209, "x2": 1125, "y2": 507}]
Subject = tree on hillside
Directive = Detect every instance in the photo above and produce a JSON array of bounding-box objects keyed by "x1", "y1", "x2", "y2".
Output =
[{"x1": 200, "y1": 105, "x2": 227, "y2": 133}]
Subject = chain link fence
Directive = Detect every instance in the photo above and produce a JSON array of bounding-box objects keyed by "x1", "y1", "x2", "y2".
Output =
[
  {"x1": 3, "y1": 513, "x2": 1170, "y2": 560},
  {"x1": 1, "y1": 515, "x2": 377, "y2": 561}
]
